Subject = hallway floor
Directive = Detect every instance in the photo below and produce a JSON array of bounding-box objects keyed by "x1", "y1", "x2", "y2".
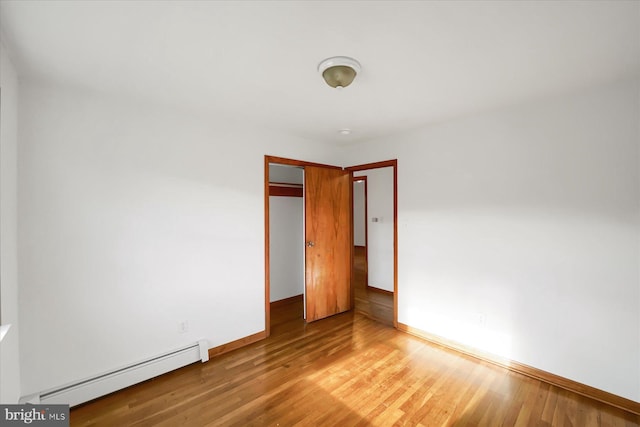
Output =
[{"x1": 353, "y1": 246, "x2": 393, "y2": 326}]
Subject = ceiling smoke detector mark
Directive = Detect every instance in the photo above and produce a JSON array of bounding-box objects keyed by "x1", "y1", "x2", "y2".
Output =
[{"x1": 338, "y1": 129, "x2": 352, "y2": 136}]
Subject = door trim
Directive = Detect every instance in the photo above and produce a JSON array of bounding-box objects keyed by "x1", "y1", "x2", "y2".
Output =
[{"x1": 346, "y1": 160, "x2": 398, "y2": 328}]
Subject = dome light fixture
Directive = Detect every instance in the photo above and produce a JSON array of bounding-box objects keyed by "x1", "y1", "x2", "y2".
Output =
[{"x1": 318, "y1": 56, "x2": 361, "y2": 89}]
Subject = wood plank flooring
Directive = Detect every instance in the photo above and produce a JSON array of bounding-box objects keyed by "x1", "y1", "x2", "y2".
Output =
[
  {"x1": 71, "y1": 297, "x2": 639, "y2": 426},
  {"x1": 353, "y1": 246, "x2": 393, "y2": 326}
]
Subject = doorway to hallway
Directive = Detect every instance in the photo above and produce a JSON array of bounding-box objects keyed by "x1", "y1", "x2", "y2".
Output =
[{"x1": 347, "y1": 160, "x2": 398, "y2": 328}]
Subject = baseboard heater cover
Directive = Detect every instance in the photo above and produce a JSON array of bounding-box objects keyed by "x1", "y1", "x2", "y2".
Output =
[{"x1": 24, "y1": 339, "x2": 209, "y2": 407}]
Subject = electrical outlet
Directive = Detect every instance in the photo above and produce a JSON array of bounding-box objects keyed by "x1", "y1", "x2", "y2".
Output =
[
  {"x1": 178, "y1": 321, "x2": 189, "y2": 334},
  {"x1": 477, "y1": 313, "x2": 486, "y2": 328}
]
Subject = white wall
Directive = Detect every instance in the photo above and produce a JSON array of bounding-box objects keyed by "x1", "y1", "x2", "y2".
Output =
[
  {"x1": 355, "y1": 168, "x2": 394, "y2": 292},
  {"x1": 269, "y1": 164, "x2": 304, "y2": 302},
  {"x1": 10, "y1": 61, "x2": 640, "y2": 405},
  {"x1": 269, "y1": 196, "x2": 304, "y2": 302},
  {"x1": 269, "y1": 164, "x2": 303, "y2": 185},
  {"x1": 17, "y1": 80, "x2": 333, "y2": 397},
  {"x1": 340, "y1": 78, "x2": 640, "y2": 402},
  {"x1": 353, "y1": 180, "x2": 366, "y2": 246},
  {"x1": 0, "y1": 39, "x2": 21, "y2": 404}
]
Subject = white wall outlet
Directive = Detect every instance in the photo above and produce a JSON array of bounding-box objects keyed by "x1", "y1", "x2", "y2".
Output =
[
  {"x1": 178, "y1": 320, "x2": 189, "y2": 334},
  {"x1": 476, "y1": 313, "x2": 487, "y2": 328}
]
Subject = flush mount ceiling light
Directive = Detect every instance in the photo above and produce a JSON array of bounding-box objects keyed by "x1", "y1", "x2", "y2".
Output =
[{"x1": 318, "y1": 56, "x2": 361, "y2": 89}]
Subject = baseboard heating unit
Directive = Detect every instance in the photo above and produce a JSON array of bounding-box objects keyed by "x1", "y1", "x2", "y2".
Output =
[{"x1": 21, "y1": 340, "x2": 209, "y2": 407}]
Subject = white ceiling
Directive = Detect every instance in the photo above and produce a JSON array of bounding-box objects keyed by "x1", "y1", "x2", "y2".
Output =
[{"x1": 1, "y1": 1, "x2": 639, "y2": 145}]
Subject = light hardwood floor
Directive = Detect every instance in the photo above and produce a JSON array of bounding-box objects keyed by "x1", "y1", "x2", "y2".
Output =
[
  {"x1": 353, "y1": 246, "x2": 393, "y2": 326},
  {"x1": 71, "y1": 295, "x2": 639, "y2": 426}
]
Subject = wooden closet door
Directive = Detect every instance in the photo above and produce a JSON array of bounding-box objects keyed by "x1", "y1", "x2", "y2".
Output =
[{"x1": 304, "y1": 166, "x2": 352, "y2": 322}]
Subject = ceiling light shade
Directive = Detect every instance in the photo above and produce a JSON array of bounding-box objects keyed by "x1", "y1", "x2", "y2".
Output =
[{"x1": 318, "y1": 56, "x2": 361, "y2": 88}]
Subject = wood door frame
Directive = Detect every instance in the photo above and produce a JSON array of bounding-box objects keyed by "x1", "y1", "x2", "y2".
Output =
[
  {"x1": 264, "y1": 155, "x2": 344, "y2": 337},
  {"x1": 352, "y1": 175, "x2": 368, "y2": 288},
  {"x1": 346, "y1": 160, "x2": 398, "y2": 328}
]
